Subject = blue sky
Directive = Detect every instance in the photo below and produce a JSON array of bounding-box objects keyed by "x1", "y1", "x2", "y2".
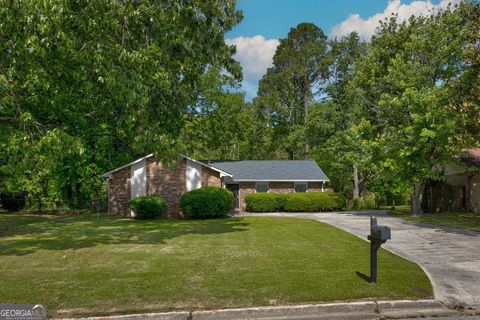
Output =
[{"x1": 225, "y1": 0, "x2": 449, "y2": 100}]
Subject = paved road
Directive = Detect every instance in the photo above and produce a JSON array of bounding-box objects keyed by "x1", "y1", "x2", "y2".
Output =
[{"x1": 242, "y1": 211, "x2": 480, "y2": 309}]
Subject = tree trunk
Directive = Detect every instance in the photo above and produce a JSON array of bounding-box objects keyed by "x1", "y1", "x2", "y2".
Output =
[
  {"x1": 303, "y1": 138, "x2": 309, "y2": 159},
  {"x1": 353, "y1": 164, "x2": 360, "y2": 199},
  {"x1": 289, "y1": 108, "x2": 294, "y2": 160},
  {"x1": 66, "y1": 183, "x2": 73, "y2": 208},
  {"x1": 303, "y1": 78, "x2": 310, "y2": 160},
  {"x1": 359, "y1": 179, "x2": 367, "y2": 198},
  {"x1": 410, "y1": 183, "x2": 425, "y2": 216}
]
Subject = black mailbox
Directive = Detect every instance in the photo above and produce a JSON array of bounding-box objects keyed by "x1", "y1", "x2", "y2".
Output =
[
  {"x1": 369, "y1": 220, "x2": 391, "y2": 242},
  {"x1": 367, "y1": 216, "x2": 391, "y2": 283}
]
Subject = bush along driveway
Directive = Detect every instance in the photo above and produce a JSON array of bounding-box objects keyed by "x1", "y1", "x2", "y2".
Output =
[
  {"x1": 0, "y1": 214, "x2": 431, "y2": 318},
  {"x1": 244, "y1": 211, "x2": 480, "y2": 309}
]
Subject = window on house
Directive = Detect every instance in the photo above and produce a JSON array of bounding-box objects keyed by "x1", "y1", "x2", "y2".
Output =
[
  {"x1": 294, "y1": 182, "x2": 308, "y2": 192},
  {"x1": 255, "y1": 182, "x2": 269, "y2": 193}
]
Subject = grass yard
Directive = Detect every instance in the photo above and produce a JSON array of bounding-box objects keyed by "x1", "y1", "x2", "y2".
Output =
[
  {"x1": 387, "y1": 205, "x2": 480, "y2": 232},
  {"x1": 0, "y1": 214, "x2": 431, "y2": 317}
]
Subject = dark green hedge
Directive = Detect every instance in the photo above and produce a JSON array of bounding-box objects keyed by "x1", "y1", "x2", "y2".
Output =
[
  {"x1": 180, "y1": 186, "x2": 233, "y2": 219},
  {"x1": 245, "y1": 192, "x2": 344, "y2": 212},
  {"x1": 284, "y1": 192, "x2": 344, "y2": 212},
  {"x1": 130, "y1": 196, "x2": 167, "y2": 219},
  {"x1": 244, "y1": 193, "x2": 288, "y2": 212}
]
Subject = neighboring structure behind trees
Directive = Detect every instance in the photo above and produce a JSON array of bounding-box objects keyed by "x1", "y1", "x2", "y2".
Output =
[
  {"x1": 102, "y1": 154, "x2": 329, "y2": 217},
  {"x1": 423, "y1": 148, "x2": 480, "y2": 213}
]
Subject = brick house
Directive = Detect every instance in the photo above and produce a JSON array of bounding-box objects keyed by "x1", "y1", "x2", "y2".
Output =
[
  {"x1": 101, "y1": 154, "x2": 330, "y2": 217},
  {"x1": 422, "y1": 148, "x2": 480, "y2": 213}
]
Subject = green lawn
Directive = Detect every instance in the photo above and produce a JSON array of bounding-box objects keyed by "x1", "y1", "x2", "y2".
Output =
[
  {"x1": 0, "y1": 214, "x2": 431, "y2": 317},
  {"x1": 387, "y1": 205, "x2": 480, "y2": 232}
]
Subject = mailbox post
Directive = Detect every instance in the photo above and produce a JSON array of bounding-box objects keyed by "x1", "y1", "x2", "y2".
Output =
[{"x1": 367, "y1": 216, "x2": 391, "y2": 283}]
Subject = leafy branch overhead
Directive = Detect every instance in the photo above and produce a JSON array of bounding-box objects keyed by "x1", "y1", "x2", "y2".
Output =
[{"x1": 0, "y1": 0, "x2": 242, "y2": 207}]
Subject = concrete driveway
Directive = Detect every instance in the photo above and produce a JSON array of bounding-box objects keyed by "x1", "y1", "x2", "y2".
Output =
[{"x1": 242, "y1": 211, "x2": 480, "y2": 309}]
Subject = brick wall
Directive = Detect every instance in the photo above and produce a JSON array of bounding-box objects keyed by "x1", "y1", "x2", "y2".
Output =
[
  {"x1": 108, "y1": 157, "x2": 225, "y2": 218},
  {"x1": 146, "y1": 158, "x2": 187, "y2": 217},
  {"x1": 269, "y1": 182, "x2": 294, "y2": 193},
  {"x1": 108, "y1": 166, "x2": 131, "y2": 216},
  {"x1": 201, "y1": 167, "x2": 222, "y2": 187},
  {"x1": 239, "y1": 182, "x2": 255, "y2": 211}
]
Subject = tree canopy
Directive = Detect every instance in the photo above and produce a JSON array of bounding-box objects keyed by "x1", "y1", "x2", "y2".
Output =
[
  {"x1": 0, "y1": 0, "x2": 242, "y2": 208},
  {"x1": 255, "y1": 23, "x2": 329, "y2": 159},
  {"x1": 251, "y1": 1, "x2": 479, "y2": 214}
]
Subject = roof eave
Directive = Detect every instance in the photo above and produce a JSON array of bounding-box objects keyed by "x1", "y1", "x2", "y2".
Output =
[
  {"x1": 100, "y1": 153, "x2": 233, "y2": 179},
  {"x1": 179, "y1": 154, "x2": 233, "y2": 177},
  {"x1": 230, "y1": 179, "x2": 329, "y2": 182},
  {"x1": 100, "y1": 154, "x2": 154, "y2": 178}
]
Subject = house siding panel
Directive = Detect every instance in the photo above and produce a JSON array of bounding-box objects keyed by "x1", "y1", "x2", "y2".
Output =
[{"x1": 186, "y1": 159, "x2": 202, "y2": 191}]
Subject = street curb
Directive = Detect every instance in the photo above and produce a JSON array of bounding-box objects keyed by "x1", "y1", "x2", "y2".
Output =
[
  {"x1": 191, "y1": 301, "x2": 378, "y2": 320},
  {"x1": 59, "y1": 311, "x2": 190, "y2": 320},
  {"x1": 377, "y1": 299, "x2": 461, "y2": 319},
  {"x1": 57, "y1": 299, "x2": 465, "y2": 320}
]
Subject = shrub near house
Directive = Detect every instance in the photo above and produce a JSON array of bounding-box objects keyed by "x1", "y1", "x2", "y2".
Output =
[
  {"x1": 130, "y1": 196, "x2": 167, "y2": 219},
  {"x1": 180, "y1": 187, "x2": 234, "y2": 218},
  {"x1": 245, "y1": 192, "x2": 344, "y2": 212},
  {"x1": 244, "y1": 193, "x2": 288, "y2": 212},
  {"x1": 285, "y1": 193, "x2": 344, "y2": 212}
]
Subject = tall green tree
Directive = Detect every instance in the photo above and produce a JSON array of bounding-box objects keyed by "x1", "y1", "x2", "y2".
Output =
[
  {"x1": 179, "y1": 68, "x2": 258, "y2": 160},
  {"x1": 307, "y1": 33, "x2": 375, "y2": 199},
  {"x1": 453, "y1": 2, "x2": 480, "y2": 145},
  {"x1": 0, "y1": 0, "x2": 242, "y2": 208},
  {"x1": 255, "y1": 23, "x2": 329, "y2": 159},
  {"x1": 354, "y1": 2, "x2": 479, "y2": 215}
]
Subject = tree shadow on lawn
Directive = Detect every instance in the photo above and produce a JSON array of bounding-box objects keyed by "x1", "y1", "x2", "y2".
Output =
[{"x1": 0, "y1": 215, "x2": 249, "y2": 256}]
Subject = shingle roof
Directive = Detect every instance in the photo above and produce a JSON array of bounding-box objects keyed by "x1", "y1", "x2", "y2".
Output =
[
  {"x1": 101, "y1": 153, "x2": 330, "y2": 181},
  {"x1": 201, "y1": 160, "x2": 329, "y2": 181}
]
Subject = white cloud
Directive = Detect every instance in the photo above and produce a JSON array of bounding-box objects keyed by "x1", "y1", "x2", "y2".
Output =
[
  {"x1": 330, "y1": 0, "x2": 460, "y2": 40},
  {"x1": 226, "y1": 35, "x2": 279, "y2": 99},
  {"x1": 226, "y1": 35, "x2": 279, "y2": 78}
]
